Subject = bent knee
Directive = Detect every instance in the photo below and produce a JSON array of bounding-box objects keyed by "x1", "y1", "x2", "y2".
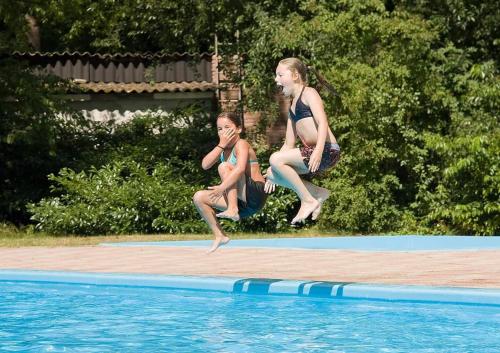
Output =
[
  {"x1": 269, "y1": 152, "x2": 285, "y2": 167},
  {"x1": 193, "y1": 190, "x2": 208, "y2": 205}
]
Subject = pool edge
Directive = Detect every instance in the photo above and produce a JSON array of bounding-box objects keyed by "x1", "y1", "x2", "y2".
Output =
[{"x1": 1, "y1": 269, "x2": 499, "y2": 306}]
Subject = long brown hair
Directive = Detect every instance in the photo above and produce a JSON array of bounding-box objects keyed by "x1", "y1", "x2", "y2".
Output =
[
  {"x1": 278, "y1": 57, "x2": 339, "y2": 97},
  {"x1": 217, "y1": 112, "x2": 242, "y2": 128}
]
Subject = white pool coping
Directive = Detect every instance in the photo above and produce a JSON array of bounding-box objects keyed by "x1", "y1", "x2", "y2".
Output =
[{"x1": 1, "y1": 269, "x2": 500, "y2": 306}]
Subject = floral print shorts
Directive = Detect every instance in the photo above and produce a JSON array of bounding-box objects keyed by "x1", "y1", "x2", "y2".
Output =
[{"x1": 300, "y1": 142, "x2": 341, "y2": 178}]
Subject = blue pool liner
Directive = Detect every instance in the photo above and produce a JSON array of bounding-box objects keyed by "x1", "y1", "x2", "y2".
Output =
[
  {"x1": 100, "y1": 235, "x2": 500, "y2": 251},
  {"x1": 1, "y1": 270, "x2": 499, "y2": 306}
]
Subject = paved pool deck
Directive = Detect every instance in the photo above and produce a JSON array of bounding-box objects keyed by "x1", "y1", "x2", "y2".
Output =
[{"x1": 1, "y1": 236, "x2": 500, "y2": 289}]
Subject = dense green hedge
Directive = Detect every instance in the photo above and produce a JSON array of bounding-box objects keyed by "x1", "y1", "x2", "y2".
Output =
[
  {"x1": 27, "y1": 112, "x2": 301, "y2": 235},
  {"x1": 28, "y1": 159, "x2": 301, "y2": 235},
  {"x1": 238, "y1": 1, "x2": 499, "y2": 235},
  {"x1": 29, "y1": 161, "x2": 205, "y2": 235}
]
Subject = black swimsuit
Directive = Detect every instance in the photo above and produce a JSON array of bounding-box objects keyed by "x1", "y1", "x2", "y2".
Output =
[
  {"x1": 289, "y1": 86, "x2": 313, "y2": 123},
  {"x1": 289, "y1": 86, "x2": 341, "y2": 177}
]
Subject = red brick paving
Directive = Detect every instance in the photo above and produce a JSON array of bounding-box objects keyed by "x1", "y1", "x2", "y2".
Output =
[{"x1": 1, "y1": 246, "x2": 499, "y2": 288}]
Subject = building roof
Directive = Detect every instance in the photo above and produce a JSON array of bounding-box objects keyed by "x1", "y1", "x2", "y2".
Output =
[
  {"x1": 77, "y1": 81, "x2": 216, "y2": 94},
  {"x1": 12, "y1": 51, "x2": 216, "y2": 94},
  {"x1": 12, "y1": 51, "x2": 213, "y2": 60}
]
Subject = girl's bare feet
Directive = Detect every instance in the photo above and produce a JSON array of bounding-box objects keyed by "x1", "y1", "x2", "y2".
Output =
[
  {"x1": 206, "y1": 235, "x2": 230, "y2": 254},
  {"x1": 312, "y1": 189, "x2": 330, "y2": 220},
  {"x1": 291, "y1": 199, "x2": 320, "y2": 225},
  {"x1": 216, "y1": 210, "x2": 240, "y2": 221}
]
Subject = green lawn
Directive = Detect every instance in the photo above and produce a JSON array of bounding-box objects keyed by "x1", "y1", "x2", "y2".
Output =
[{"x1": 0, "y1": 224, "x2": 345, "y2": 247}]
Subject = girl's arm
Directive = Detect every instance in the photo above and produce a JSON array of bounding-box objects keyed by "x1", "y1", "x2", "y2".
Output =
[
  {"x1": 305, "y1": 88, "x2": 329, "y2": 171},
  {"x1": 201, "y1": 145, "x2": 224, "y2": 170},
  {"x1": 202, "y1": 127, "x2": 236, "y2": 170},
  {"x1": 218, "y1": 140, "x2": 249, "y2": 191},
  {"x1": 280, "y1": 117, "x2": 297, "y2": 151}
]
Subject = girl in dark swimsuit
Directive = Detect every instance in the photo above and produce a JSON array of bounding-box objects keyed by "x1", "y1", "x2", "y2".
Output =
[{"x1": 265, "y1": 57, "x2": 340, "y2": 225}]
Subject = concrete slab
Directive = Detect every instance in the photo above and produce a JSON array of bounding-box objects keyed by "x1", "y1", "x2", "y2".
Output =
[
  {"x1": 1, "y1": 236, "x2": 499, "y2": 289},
  {"x1": 101, "y1": 235, "x2": 500, "y2": 251}
]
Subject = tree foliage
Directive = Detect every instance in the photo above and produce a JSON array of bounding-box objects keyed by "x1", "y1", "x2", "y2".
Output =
[
  {"x1": 1, "y1": 1, "x2": 94, "y2": 223},
  {"x1": 234, "y1": 0, "x2": 499, "y2": 234},
  {"x1": 2, "y1": 0, "x2": 499, "y2": 234}
]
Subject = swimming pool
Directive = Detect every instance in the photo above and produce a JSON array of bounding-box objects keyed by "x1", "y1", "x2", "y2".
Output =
[{"x1": 1, "y1": 271, "x2": 500, "y2": 352}]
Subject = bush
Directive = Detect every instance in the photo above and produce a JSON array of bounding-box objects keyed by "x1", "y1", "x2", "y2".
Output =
[
  {"x1": 78, "y1": 107, "x2": 217, "y2": 184},
  {"x1": 28, "y1": 161, "x2": 206, "y2": 235},
  {"x1": 28, "y1": 158, "x2": 302, "y2": 235},
  {"x1": 8, "y1": 1, "x2": 500, "y2": 235},
  {"x1": 316, "y1": 174, "x2": 402, "y2": 233}
]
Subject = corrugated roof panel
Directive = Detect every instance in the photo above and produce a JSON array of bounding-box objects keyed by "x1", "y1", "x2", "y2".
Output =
[
  {"x1": 124, "y1": 62, "x2": 135, "y2": 83},
  {"x1": 104, "y1": 62, "x2": 114, "y2": 82},
  {"x1": 11, "y1": 52, "x2": 214, "y2": 83},
  {"x1": 134, "y1": 63, "x2": 144, "y2": 83},
  {"x1": 165, "y1": 62, "x2": 175, "y2": 82},
  {"x1": 12, "y1": 51, "x2": 214, "y2": 60},
  {"x1": 62, "y1": 59, "x2": 72, "y2": 78},
  {"x1": 115, "y1": 62, "x2": 125, "y2": 82},
  {"x1": 186, "y1": 62, "x2": 195, "y2": 82},
  {"x1": 154, "y1": 64, "x2": 163, "y2": 82},
  {"x1": 76, "y1": 81, "x2": 217, "y2": 94},
  {"x1": 73, "y1": 59, "x2": 88, "y2": 81},
  {"x1": 90, "y1": 63, "x2": 99, "y2": 82},
  {"x1": 173, "y1": 61, "x2": 184, "y2": 82},
  {"x1": 198, "y1": 60, "x2": 209, "y2": 81},
  {"x1": 52, "y1": 60, "x2": 63, "y2": 77}
]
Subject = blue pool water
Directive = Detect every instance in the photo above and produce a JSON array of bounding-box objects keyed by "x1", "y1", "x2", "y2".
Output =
[{"x1": 1, "y1": 280, "x2": 500, "y2": 353}]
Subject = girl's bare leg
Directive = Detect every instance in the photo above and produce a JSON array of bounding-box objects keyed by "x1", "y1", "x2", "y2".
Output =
[
  {"x1": 269, "y1": 150, "x2": 320, "y2": 224},
  {"x1": 303, "y1": 180, "x2": 330, "y2": 220},
  {"x1": 193, "y1": 189, "x2": 230, "y2": 253},
  {"x1": 267, "y1": 167, "x2": 329, "y2": 221},
  {"x1": 216, "y1": 162, "x2": 245, "y2": 221}
]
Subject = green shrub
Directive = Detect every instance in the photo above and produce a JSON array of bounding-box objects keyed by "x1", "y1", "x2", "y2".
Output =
[
  {"x1": 82, "y1": 107, "x2": 216, "y2": 184},
  {"x1": 28, "y1": 161, "x2": 206, "y2": 235},
  {"x1": 7, "y1": 1, "x2": 499, "y2": 236},
  {"x1": 316, "y1": 174, "x2": 402, "y2": 233},
  {"x1": 28, "y1": 157, "x2": 301, "y2": 235}
]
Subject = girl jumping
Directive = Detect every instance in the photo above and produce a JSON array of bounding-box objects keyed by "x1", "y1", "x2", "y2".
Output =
[
  {"x1": 265, "y1": 57, "x2": 340, "y2": 225},
  {"x1": 193, "y1": 112, "x2": 267, "y2": 253}
]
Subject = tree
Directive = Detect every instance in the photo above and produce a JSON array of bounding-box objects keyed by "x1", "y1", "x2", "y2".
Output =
[{"x1": 1, "y1": 1, "x2": 92, "y2": 223}]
